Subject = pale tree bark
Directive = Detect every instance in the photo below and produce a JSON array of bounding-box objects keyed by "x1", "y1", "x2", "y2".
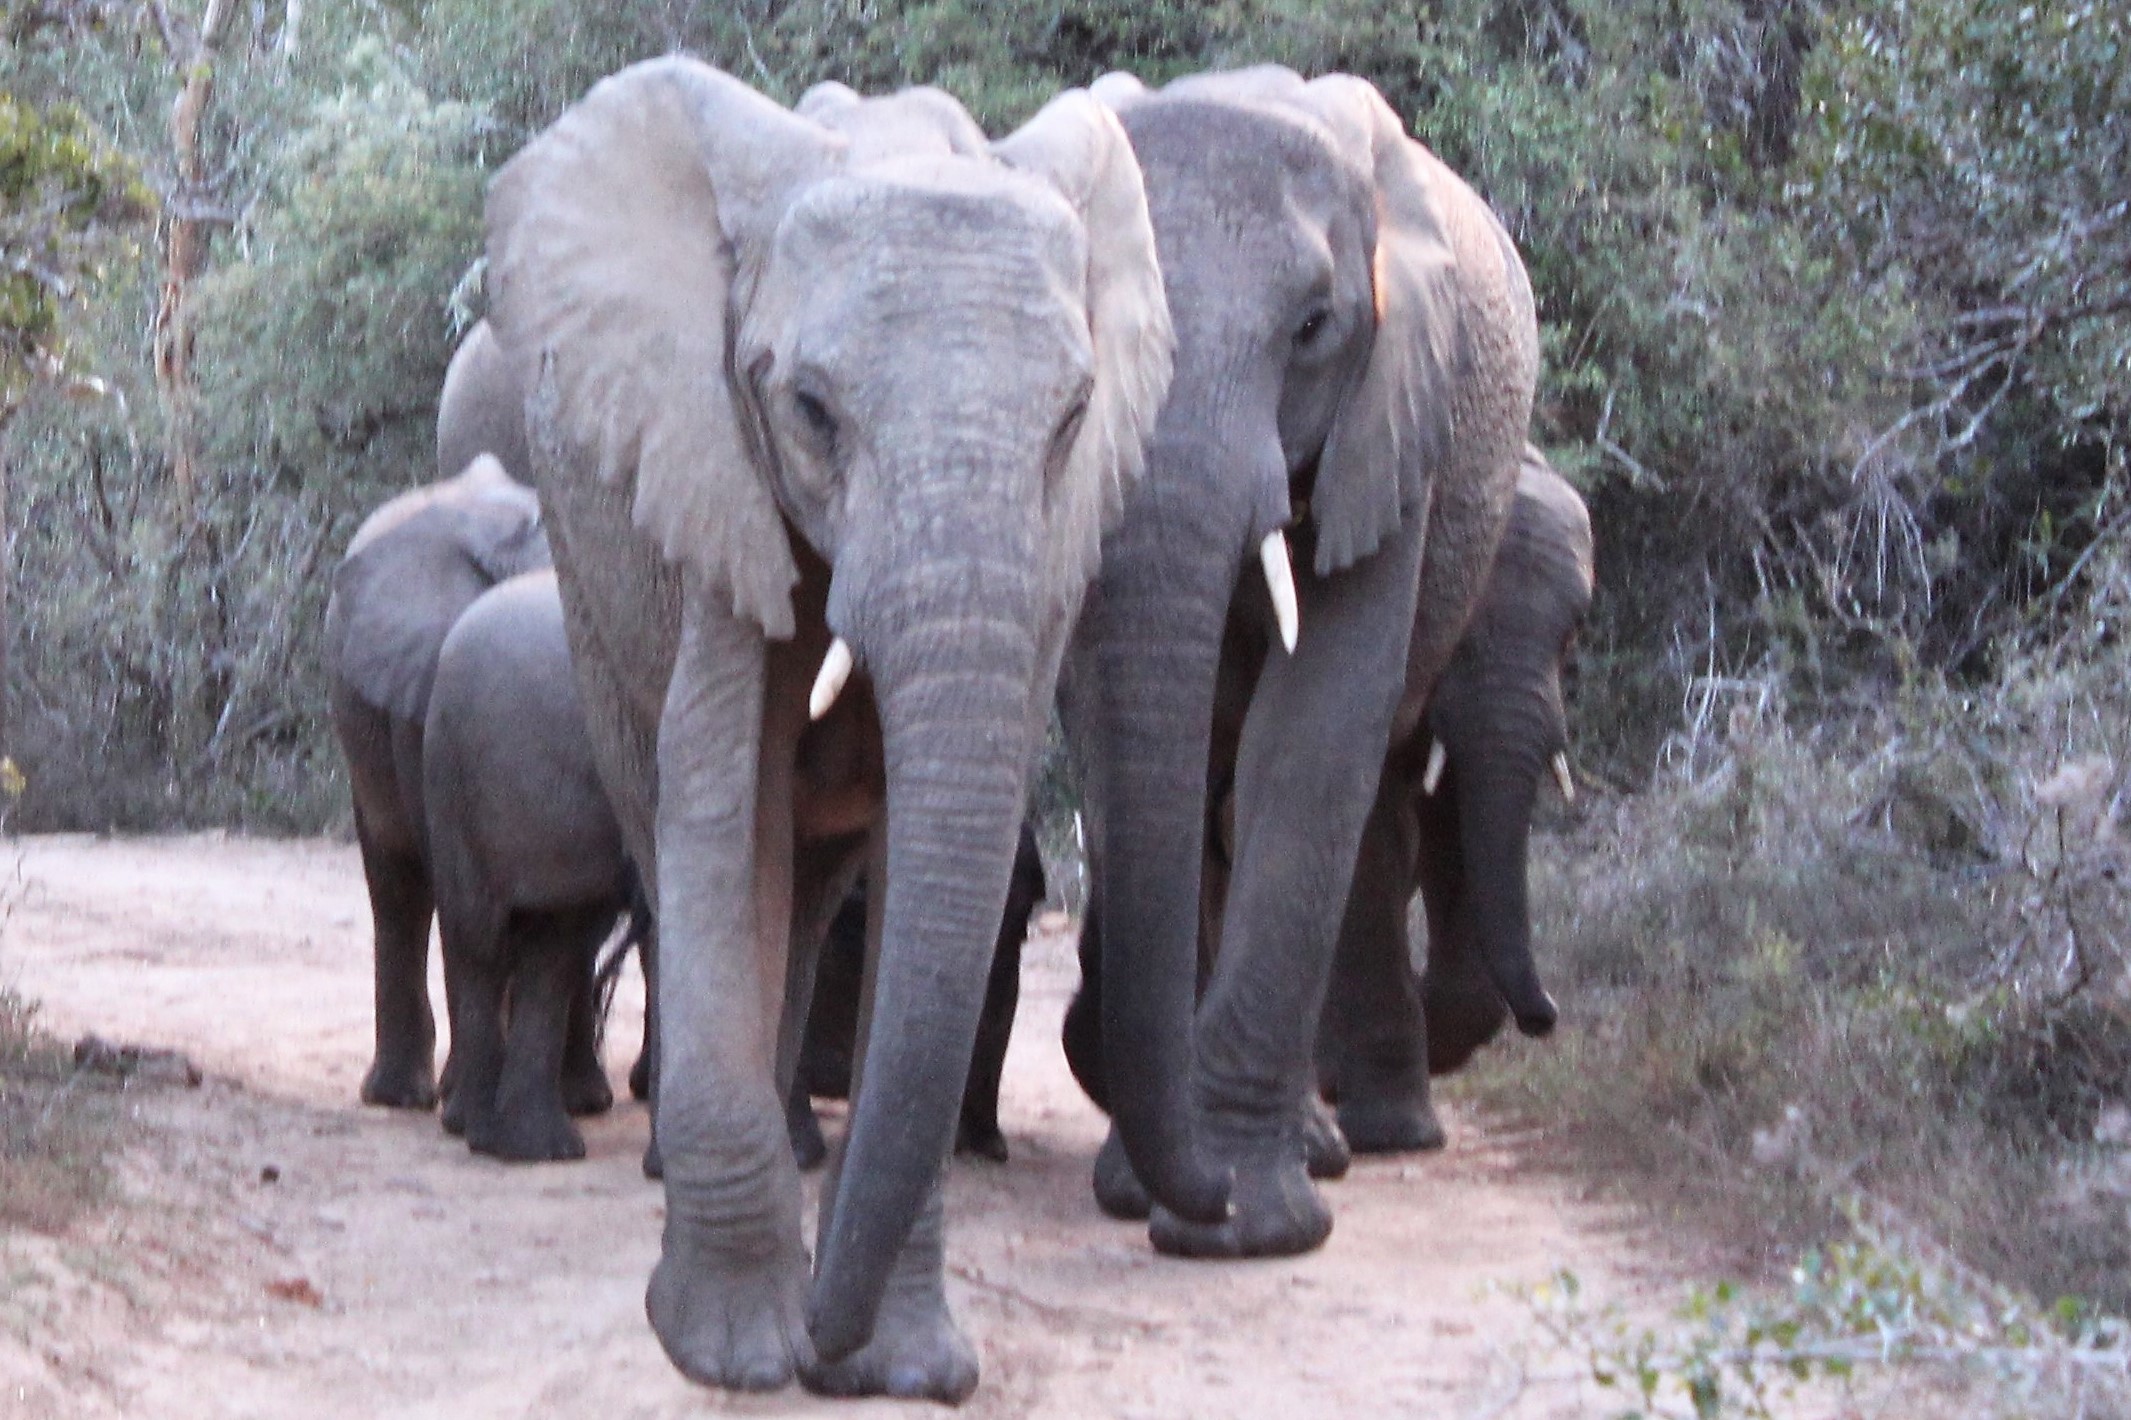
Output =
[{"x1": 152, "y1": 0, "x2": 238, "y2": 507}]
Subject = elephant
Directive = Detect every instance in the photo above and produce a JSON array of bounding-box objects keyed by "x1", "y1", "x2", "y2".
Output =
[
  {"x1": 480, "y1": 60, "x2": 1193, "y2": 1400},
  {"x1": 323, "y1": 451, "x2": 562, "y2": 1111},
  {"x1": 1057, "y1": 67, "x2": 1541, "y2": 1260},
  {"x1": 792, "y1": 822, "x2": 1047, "y2": 1167},
  {"x1": 437, "y1": 319, "x2": 660, "y2": 1107},
  {"x1": 1063, "y1": 448, "x2": 1587, "y2": 1180},
  {"x1": 1315, "y1": 446, "x2": 1592, "y2": 1154},
  {"x1": 423, "y1": 569, "x2": 645, "y2": 1162}
]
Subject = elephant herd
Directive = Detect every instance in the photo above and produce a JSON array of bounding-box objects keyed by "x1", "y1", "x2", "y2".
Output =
[{"x1": 322, "y1": 59, "x2": 1594, "y2": 1405}]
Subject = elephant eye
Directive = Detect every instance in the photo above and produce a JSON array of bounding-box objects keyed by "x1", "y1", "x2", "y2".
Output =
[
  {"x1": 1054, "y1": 397, "x2": 1089, "y2": 453},
  {"x1": 792, "y1": 389, "x2": 838, "y2": 450},
  {"x1": 1294, "y1": 308, "x2": 1330, "y2": 346},
  {"x1": 1044, "y1": 394, "x2": 1089, "y2": 492}
]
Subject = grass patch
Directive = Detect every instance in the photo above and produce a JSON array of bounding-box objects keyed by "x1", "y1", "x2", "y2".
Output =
[{"x1": 0, "y1": 987, "x2": 125, "y2": 1235}]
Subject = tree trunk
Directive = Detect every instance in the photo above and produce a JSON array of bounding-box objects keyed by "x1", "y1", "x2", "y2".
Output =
[{"x1": 152, "y1": 0, "x2": 238, "y2": 507}]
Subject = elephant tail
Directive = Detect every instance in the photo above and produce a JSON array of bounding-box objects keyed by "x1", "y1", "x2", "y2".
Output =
[{"x1": 591, "y1": 861, "x2": 654, "y2": 1050}]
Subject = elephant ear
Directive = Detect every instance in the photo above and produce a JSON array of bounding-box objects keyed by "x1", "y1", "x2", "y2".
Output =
[
  {"x1": 1086, "y1": 71, "x2": 1150, "y2": 111},
  {"x1": 1515, "y1": 445, "x2": 1596, "y2": 600},
  {"x1": 332, "y1": 455, "x2": 546, "y2": 721},
  {"x1": 993, "y1": 89, "x2": 1175, "y2": 606},
  {"x1": 1291, "y1": 76, "x2": 1468, "y2": 578},
  {"x1": 486, "y1": 57, "x2": 841, "y2": 640}
]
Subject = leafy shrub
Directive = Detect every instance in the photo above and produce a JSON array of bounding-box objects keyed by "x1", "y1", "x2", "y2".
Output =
[{"x1": 1469, "y1": 530, "x2": 2131, "y2": 1314}]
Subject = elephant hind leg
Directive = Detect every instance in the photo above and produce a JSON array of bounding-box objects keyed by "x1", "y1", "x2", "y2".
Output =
[
  {"x1": 470, "y1": 907, "x2": 605, "y2": 1163},
  {"x1": 356, "y1": 813, "x2": 439, "y2": 1111},
  {"x1": 438, "y1": 897, "x2": 507, "y2": 1141},
  {"x1": 560, "y1": 919, "x2": 618, "y2": 1118}
]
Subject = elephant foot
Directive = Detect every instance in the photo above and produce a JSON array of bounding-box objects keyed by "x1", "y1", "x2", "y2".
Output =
[
  {"x1": 786, "y1": 1095, "x2": 828, "y2": 1173},
  {"x1": 1337, "y1": 1093, "x2": 1448, "y2": 1154},
  {"x1": 1091, "y1": 1125, "x2": 1151, "y2": 1220},
  {"x1": 440, "y1": 1088, "x2": 475, "y2": 1138},
  {"x1": 360, "y1": 1055, "x2": 437, "y2": 1111},
  {"x1": 467, "y1": 1101, "x2": 587, "y2": 1163},
  {"x1": 628, "y1": 1048, "x2": 651, "y2": 1102},
  {"x1": 954, "y1": 1117, "x2": 1009, "y2": 1164},
  {"x1": 800, "y1": 1289, "x2": 979, "y2": 1404},
  {"x1": 648, "y1": 1243, "x2": 813, "y2": 1392},
  {"x1": 1149, "y1": 1123, "x2": 1331, "y2": 1259},
  {"x1": 561, "y1": 1062, "x2": 615, "y2": 1117},
  {"x1": 1301, "y1": 1094, "x2": 1352, "y2": 1180}
]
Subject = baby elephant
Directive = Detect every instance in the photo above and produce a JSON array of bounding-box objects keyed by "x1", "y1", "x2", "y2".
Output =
[
  {"x1": 424, "y1": 570, "x2": 638, "y2": 1161},
  {"x1": 792, "y1": 824, "x2": 1046, "y2": 1168},
  {"x1": 1316, "y1": 446, "x2": 1595, "y2": 1152},
  {"x1": 325, "y1": 455, "x2": 553, "y2": 1110}
]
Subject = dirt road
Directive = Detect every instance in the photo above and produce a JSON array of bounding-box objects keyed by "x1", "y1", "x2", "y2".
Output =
[{"x1": 1, "y1": 834, "x2": 1665, "y2": 1418}]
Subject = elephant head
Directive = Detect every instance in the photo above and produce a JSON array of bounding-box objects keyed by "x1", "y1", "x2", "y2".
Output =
[
  {"x1": 326, "y1": 453, "x2": 551, "y2": 727},
  {"x1": 1070, "y1": 68, "x2": 1537, "y2": 1224},
  {"x1": 485, "y1": 60, "x2": 1191, "y2": 1388},
  {"x1": 436, "y1": 320, "x2": 532, "y2": 484},
  {"x1": 1415, "y1": 447, "x2": 1592, "y2": 1071}
]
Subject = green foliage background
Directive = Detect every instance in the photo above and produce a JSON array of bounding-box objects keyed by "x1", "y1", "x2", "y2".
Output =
[{"x1": 5, "y1": 0, "x2": 2121, "y2": 829}]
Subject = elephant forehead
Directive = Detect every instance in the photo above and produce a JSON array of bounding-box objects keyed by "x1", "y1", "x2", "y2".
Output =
[
  {"x1": 784, "y1": 162, "x2": 1083, "y2": 271},
  {"x1": 765, "y1": 172, "x2": 1092, "y2": 363},
  {"x1": 1124, "y1": 99, "x2": 1369, "y2": 217}
]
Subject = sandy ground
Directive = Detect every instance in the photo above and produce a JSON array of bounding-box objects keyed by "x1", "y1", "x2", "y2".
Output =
[{"x1": 0, "y1": 832, "x2": 1687, "y2": 1419}]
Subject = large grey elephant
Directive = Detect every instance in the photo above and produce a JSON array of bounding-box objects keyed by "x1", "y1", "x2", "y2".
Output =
[
  {"x1": 481, "y1": 60, "x2": 1190, "y2": 1400},
  {"x1": 424, "y1": 569, "x2": 642, "y2": 1162},
  {"x1": 324, "y1": 453, "x2": 581, "y2": 1111},
  {"x1": 1059, "y1": 67, "x2": 1540, "y2": 1260},
  {"x1": 1065, "y1": 447, "x2": 1589, "y2": 1173},
  {"x1": 1316, "y1": 446, "x2": 1593, "y2": 1151}
]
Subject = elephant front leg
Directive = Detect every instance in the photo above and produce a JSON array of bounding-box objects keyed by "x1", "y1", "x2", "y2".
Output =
[
  {"x1": 1319, "y1": 774, "x2": 1443, "y2": 1154},
  {"x1": 645, "y1": 602, "x2": 814, "y2": 1391},
  {"x1": 802, "y1": 1172, "x2": 976, "y2": 1402},
  {"x1": 1152, "y1": 522, "x2": 1424, "y2": 1260},
  {"x1": 356, "y1": 824, "x2": 439, "y2": 1110},
  {"x1": 802, "y1": 852, "x2": 976, "y2": 1404}
]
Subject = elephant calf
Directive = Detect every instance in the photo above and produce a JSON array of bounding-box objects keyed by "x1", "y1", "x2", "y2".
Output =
[
  {"x1": 423, "y1": 569, "x2": 640, "y2": 1161},
  {"x1": 324, "y1": 454, "x2": 554, "y2": 1109},
  {"x1": 1316, "y1": 445, "x2": 1595, "y2": 1152},
  {"x1": 791, "y1": 824, "x2": 1046, "y2": 1168}
]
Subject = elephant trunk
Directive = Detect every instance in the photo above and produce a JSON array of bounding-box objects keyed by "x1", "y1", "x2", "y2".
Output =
[
  {"x1": 1081, "y1": 421, "x2": 1289, "y2": 1226},
  {"x1": 1453, "y1": 731, "x2": 1558, "y2": 1038},
  {"x1": 805, "y1": 555, "x2": 1039, "y2": 1361}
]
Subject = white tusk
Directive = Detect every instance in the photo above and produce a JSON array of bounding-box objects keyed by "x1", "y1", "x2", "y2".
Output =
[
  {"x1": 1422, "y1": 740, "x2": 1447, "y2": 796},
  {"x1": 1260, "y1": 531, "x2": 1299, "y2": 654},
  {"x1": 809, "y1": 638, "x2": 854, "y2": 721},
  {"x1": 1551, "y1": 751, "x2": 1576, "y2": 805}
]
